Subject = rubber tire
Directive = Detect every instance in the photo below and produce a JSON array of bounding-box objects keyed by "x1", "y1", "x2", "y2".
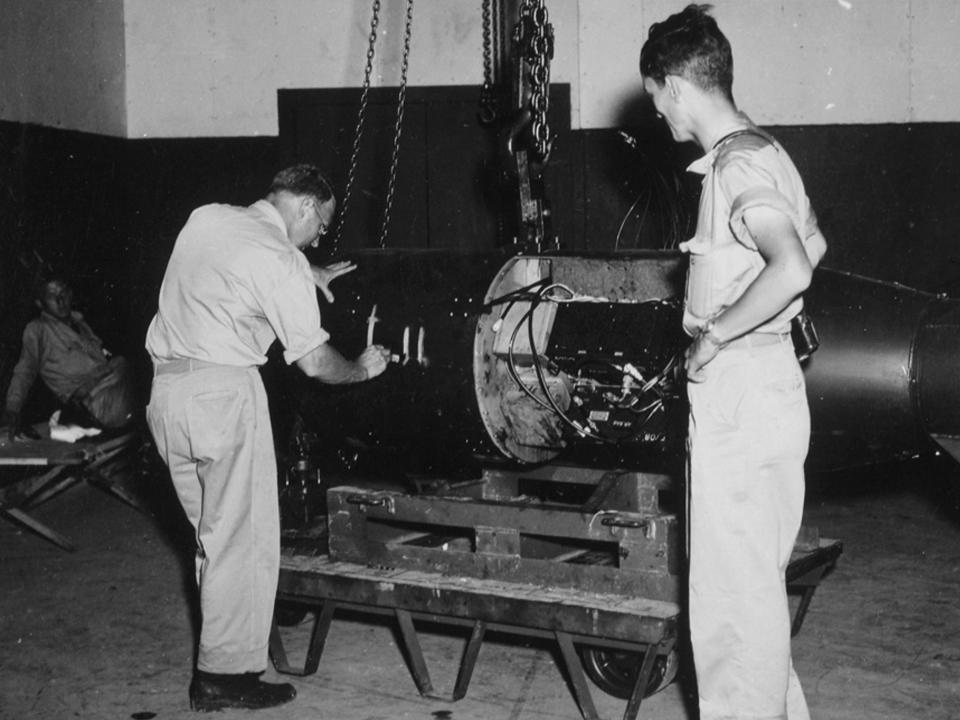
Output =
[
  {"x1": 577, "y1": 646, "x2": 679, "y2": 700},
  {"x1": 274, "y1": 601, "x2": 309, "y2": 627}
]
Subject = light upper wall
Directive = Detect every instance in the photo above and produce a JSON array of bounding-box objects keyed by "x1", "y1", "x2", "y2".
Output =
[
  {"x1": 121, "y1": 0, "x2": 541, "y2": 138},
  {"x1": 0, "y1": 0, "x2": 126, "y2": 136},
  {"x1": 579, "y1": 0, "x2": 960, "y2": 128},
  {"x1": 718, "y1": 0, "x2": 960, "y2": 125},
  {"x1": 2, "y1": 0, "x2": 959, "y2": 138}
]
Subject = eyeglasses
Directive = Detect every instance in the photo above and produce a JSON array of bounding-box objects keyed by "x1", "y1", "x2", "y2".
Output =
[
  {"x1": 311, "y1": 201, "x2": 331, "y2": 240},
  {"x1": 316, "y1": 220, "x2": 329, "y2": 238}
]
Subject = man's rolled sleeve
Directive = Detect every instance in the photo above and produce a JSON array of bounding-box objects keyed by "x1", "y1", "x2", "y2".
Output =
[
  {"x1": 729, "y1": 186, "x2": 805, "y2": 250},
  {"x1": 721, "y1": 157, "x2": 806, "y2": 250},
  {"x1": 260, "y1": 260, "x2": 330, "y2": 365}
]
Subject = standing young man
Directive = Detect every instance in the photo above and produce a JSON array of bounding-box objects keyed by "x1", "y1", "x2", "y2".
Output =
[
  {"x1": 640, "y1": 6, "x2": 827, "y2": 719},
  {"x1": 146, "y1": 164, "x2": 390, "y2": 712}
]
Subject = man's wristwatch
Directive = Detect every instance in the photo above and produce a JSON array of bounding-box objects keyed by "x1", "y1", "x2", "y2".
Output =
[{"x1": 699, "y1": 317, "x2": 727, "y2": 348}]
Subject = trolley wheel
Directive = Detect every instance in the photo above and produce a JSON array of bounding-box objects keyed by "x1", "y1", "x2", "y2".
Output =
[
  {"x1": 577, "y1": 646, "x2": 679, "y2": 700},
  {"x1": 274, "y1": 601, "x2": 309, "y2": 627}
]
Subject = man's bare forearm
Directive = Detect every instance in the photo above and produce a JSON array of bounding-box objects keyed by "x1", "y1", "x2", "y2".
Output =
[
  {"x1": 295, "y1": 342, "x2": 390, "y2": 384},
  {"x1": 295, "y1": 343, "x2": 367, "y2": 384}
]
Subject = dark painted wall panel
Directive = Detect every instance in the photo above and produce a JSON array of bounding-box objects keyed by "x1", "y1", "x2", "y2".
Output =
[
  {"x1": 775, "y1": 124, "x2": 960, "y2": 295},
  {"x1": 2, "y1": 110, "x2": 959, "y2": 419},
  {"x1": 0, "y1": 122, "x2": 282, "y2": 403},
  {"x1": 119, "y1": 136, "x2": 282, "y2": 363},
  {"x1": 276, "y1": 86, "x2": 572, "y2": 253},
  {"x1": 0, "y1": 123, "x2": 127, "y2": 394},
  {"x1": 576, "y1": 123, "x2": 960, "y2": 295}
]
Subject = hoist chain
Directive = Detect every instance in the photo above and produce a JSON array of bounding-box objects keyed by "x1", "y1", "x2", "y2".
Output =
[
  {"x1": 333, "y1": 0, "x2": 381, "y2": 256},
  {"x1": 516, "y1": 0, "x2": 554, "y2": 161},
  {"x1": 478, "y1": 0, "x2": 497, "y2": 125},
  {"x1": 378, "y1": 0, "x2": 414, "y2": 249}
]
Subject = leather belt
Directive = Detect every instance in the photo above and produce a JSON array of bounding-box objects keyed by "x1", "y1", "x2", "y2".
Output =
[
  {"x1": 154, "y1": 359, "x2": 249, "y2": 375},
  {"x1": 723, "y1": 332, "x2": 791, "y2": 351}
]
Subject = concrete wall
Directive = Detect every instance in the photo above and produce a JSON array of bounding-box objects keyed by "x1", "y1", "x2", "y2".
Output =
[
  {"x1": 123, "y1": 0, "x2": 516, "y2": 137},
  {"x1": 719, "y1": 0, "x2": 960, "y2": 125},
  {"x1": 583, "y1": 0, "x2": 960, "y2": 127},
  {"x1": 3, "y1": 1, "x2": 959, "y2": 138},
  {"x1": 121, "y1": 0, "x2": 960, "y2": 135},
  {"x1": 0, "y1": 0, "x2": 126, "y2": 136}
]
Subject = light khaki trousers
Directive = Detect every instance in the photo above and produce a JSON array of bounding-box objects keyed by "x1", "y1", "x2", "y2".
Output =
[
  {"x1": 147, "y1": 365, "x2": 279, "y2": 674},
  {"x1": 687, "y1": 341, "x2": 811, "y2": 720}
]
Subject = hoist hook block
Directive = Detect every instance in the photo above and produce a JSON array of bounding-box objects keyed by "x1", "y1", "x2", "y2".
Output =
[{"x1": 478, "y1": 103, "x2": 499, "y2": 127}]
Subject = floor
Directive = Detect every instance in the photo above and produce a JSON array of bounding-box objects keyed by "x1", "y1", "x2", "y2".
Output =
[{"x1": 1, "y1": 454, "x2": 959, "y2": 720}]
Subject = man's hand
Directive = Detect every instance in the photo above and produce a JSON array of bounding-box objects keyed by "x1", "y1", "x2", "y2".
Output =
[
  {"x1": 685, "y1": 332, "x2": 722, "y2": 383},
  {"x1": 356, "y1": 344, "x2": 391, "y2": 381},
  {"x1": 1, "y1": 409, "x2": 19, "y2": 442},
  {"x1": 311, "y1": 261, "x2": 358, "y2": 304},
  {"x1": 1, "y1": 409, "x2": 39, "y2": 441}
]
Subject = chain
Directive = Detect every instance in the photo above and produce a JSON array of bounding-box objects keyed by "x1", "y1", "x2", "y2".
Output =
[
  {"x1": 518, "y1": 0, "x2": 553, "y2": 160},
  {"x1": 478, "y1": 0, "x2": 497, "y2": 124},
  {"x1": 378, "y1": 0, "x2": 414, "y2": 249},
  {"x1": 333, "y1": 0, "x2": 381, "y2": 255}
]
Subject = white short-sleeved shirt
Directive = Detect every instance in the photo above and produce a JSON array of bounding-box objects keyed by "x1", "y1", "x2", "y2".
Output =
[
  {"x1": 680, "y1": 122, "x2": 820, "y2": 337},
  {"x1": 145, "y1": 199, "x2": 330, "y2": 366}
]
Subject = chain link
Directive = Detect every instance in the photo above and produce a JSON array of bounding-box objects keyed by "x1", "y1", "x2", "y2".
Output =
[
  {"x1": 478, "y1": 0, "x2": 497, "y2": 124},
  {"x1": 333, "y1": 0, "x2": 381, "y2": 256},
  {"x1": 378, "y1": 0, "x2": 414, "y2": 249},
  {"x1": 518, "y1": 0, "x2": 553, "y2": 160}
]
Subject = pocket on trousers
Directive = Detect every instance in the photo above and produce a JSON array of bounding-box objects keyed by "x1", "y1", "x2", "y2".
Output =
[
  {"x1": 187, "y1": 389, "x2": 248, "y2": 460},
  {"x1": 691, "y1": 362, "x2": 749, "y2": 431},
  {"x1": 751, "y1": 370, "x2": 809, "y2": 456},
  {"x1": 760, "y1": 370, "x2": 805, "y2": 410}
]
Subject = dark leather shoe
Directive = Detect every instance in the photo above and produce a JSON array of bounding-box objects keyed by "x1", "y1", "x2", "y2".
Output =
[{"x1": 189, "y1": 671, "x2": 296, "y2": 712}]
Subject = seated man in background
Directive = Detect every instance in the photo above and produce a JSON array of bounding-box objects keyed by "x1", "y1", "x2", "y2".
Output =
[{"x1": 1, "y1": 276, "x2": 137, "y2": 440}]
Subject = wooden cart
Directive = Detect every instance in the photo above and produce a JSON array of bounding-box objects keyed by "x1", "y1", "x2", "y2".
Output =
[{"x1": 272, "y1": 465, "x2": 842, "y2": 720}]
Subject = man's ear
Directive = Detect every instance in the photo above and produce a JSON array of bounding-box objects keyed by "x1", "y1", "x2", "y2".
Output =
[
  {"x1": 298, "y1": 196, "x2": 314, "y2": 221},
  {"x1": 664, "y1": 74, "x2": 682, "y2": 100}
]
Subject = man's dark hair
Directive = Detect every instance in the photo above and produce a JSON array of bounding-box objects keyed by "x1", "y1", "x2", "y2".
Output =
[
  {"x1": 269, "y1": 164, "x2": 335, "y2": 204},
  {"x1": 34, "y1": 275, "x2": 71, "y2": 304},
  {"x1": 639, "y1": 4, "x2": 733, "y2": 101}
]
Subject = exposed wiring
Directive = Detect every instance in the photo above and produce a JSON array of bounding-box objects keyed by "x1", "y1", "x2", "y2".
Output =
[
  {"x1": 525, "y1": 295, "x2": 610, "y2": 442},
  {"x1": 614, "y1": 191, "x2": 651, "y2": 252},
  {"x1": 616, "y1": 132, "x2": 687, "y2": 250},
  {"x1": 506, "y1": 302, "x2": 556, "y2": 413},
  {"x1": 501, "y1": 287, "x2": 681, "y2": 446},
  {"x1": 481, "y1": 277, "x2": 552, "y2": 313}
]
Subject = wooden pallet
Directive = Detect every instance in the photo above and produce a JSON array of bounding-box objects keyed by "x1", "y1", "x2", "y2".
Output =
[{"x1": 327, "y1": 466, "x2": 681, "y2": 603}]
